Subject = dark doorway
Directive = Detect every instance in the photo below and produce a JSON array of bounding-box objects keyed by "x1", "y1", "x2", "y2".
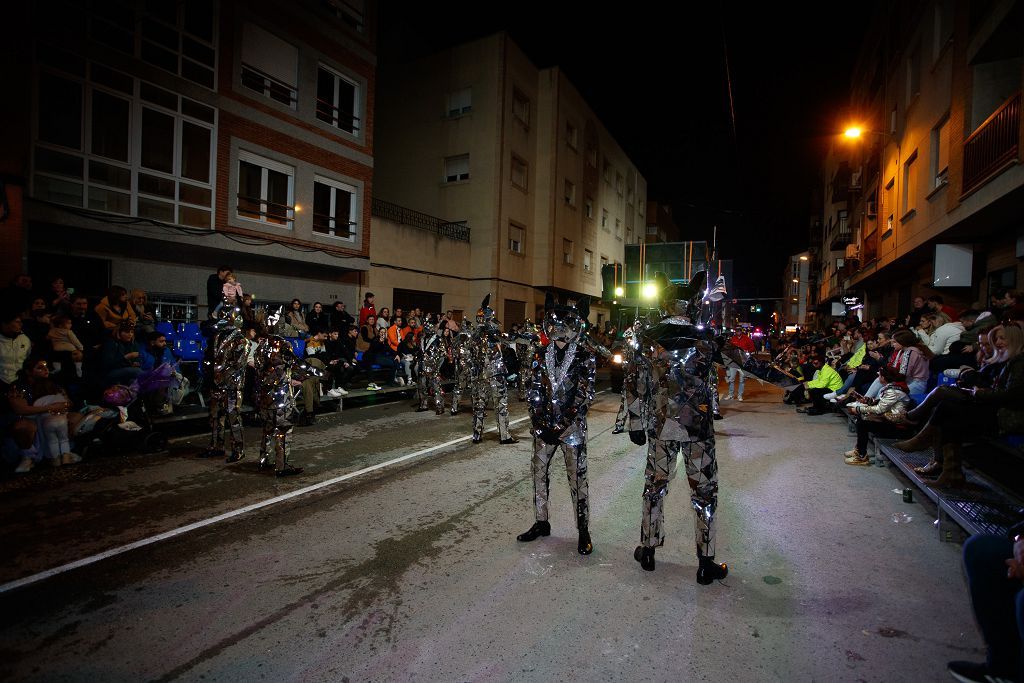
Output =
[
  {"x1": 393, "y1": 288, "x2": 443, "y2": 318},
  {"x1": 503, "y1": 299, "x2": 526, "y2": 327},
  {"x1": 29, "y1": 252, "x2": 111, "y2": 301}
]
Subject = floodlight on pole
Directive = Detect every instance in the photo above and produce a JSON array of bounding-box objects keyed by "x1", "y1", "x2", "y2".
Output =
[
  {"x1": 642, "y1": 283, "x2": 657, "y2": 300},
  {"x1": 614, "y1": 286, "x2": 624, "y2": 297}
]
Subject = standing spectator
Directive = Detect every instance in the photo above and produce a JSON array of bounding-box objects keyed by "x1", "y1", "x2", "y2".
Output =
[
  {"x1": 905, "y1": 295, "x2": 928, "y2": 329},
  {"x1": 331, "y1": 301, "x2": 354, "y2": 330},
  {"x1": 98, "y1": 321, "x2": 143, "y2": 386},
  {"x1": 95, "y1": 285, "x2": 137, "y2": 332},
  {"x1": 206, "y1": 265, "x2": 232, "y2": 318},
  {"x1": 376, "y1": 307, "x2": 391, "y2": 331},
  {"x1": 48, "y1": 276, "x2": 72, "y2": 316},
  {"x1": 723, "y1": 328, "x2": 756, "y2": 401},
  {"x1": 69, "y1": 295, "x2": 105, "y2": 359},
  {"x1": 47, "y1": 315, "x2": 84, "y2": 377},
  {"x1": 307, "y1": 302, "x2": 331, "y2": 335},
  {"x1": 131, "y1": 289, "x2": 156, "y2": 336},
  {"x1": 1, "y1": 309, "x2": 32, "y2": 390},
  {"x1": 287, "y1": 299, "x2": 309, "y2": 337},
  {"x1": 358, "y1": 292, "x2": 377, "y2": 327},
  {"x1": 397, "y1": 320, "x2": 417, "y2": 385}
]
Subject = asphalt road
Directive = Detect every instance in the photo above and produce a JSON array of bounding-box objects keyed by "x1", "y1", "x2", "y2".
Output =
[{"x1": 0, "y1": 381, "x2": 983, "y2": 682}]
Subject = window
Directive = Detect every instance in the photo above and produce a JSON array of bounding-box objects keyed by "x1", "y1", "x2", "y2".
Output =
[
  {"x1": 934, "y1": 0, "x2": 953, "y2": 60},
  {"x1": 564, "y1": 179, "x2": 576, "y2": 206},
  {"x1": 601, "y1": 208, "x2": 609, "y2": 230},
  {"x1": 931, "y1": 116, "x2": 950, "y2": 188},
  {"x1": 600, "y1": 255, "x2": 609, "y2": 270},
  {"x1": 316, "y1": 65, "x2": 360, "y2": 135},
  {"x1": 906, "y1": 44, "x2": 921, "y2": 103},
  {"x1": 237, "y1": 151, "x2": 294, "y2": 227},
  {"x1": 447, "y1": 87, "x2": 472, "y2": 117},
  {"x1": 587, "y1": 145, "x2": 597, "y2": 167},
  {"x1": 566, "y1": 120, "x2": 578, "y2": 150},
  {"x1": 583, "y1": 249, "x2": 592, "y2": 272},
  {"x1": 646, "y1": 224, "x2": 658, "y2": 235},
  {"x1": 321, "y1": 0, "x2": 365, "y2": 33},
  {"x1": 884, "y1": 177, "x2": 895, "y2": 231},
  {"x1": 603, "y1": 158, "x2": 611, "y2": 184},
  {"x1": 584, "y1": 195, "x2": 594, "y2": 219},
  {"x1": 241, "y1": 23, "x2": 298, "y2": 108},
  {"x1": 902, "y1": 150, "x2": 918, "y2": 218},
  {"x1": 313, "y1": 175, "x2": 356, "y2": 239},
  {"x1": 512, "y1": 88, "x2": 530, "y2": 127},
  {"x1": 509, "y1": 223, "x2": 524, "y2": 255},
  {"x1": 511, "y1": 154, "x2": 528, "y2": 191},
  {"x1": 33, "y1": 62, "x2": 214, "y2": 227},
  {"x1": 791, "y1": 282, "x2": 799, "y2": 296},
  {"x1": 615, "y1": 218, "x2": 622, "y2": 239},
  {"x1": 616, "y1": 172, "x2": 624, "y2": 196},
  {"x1": 562, "y1": 238, "x2": 574, "y2": 265},
  {"x1": 444, "y1": 154, "x2": 470, "y2": 183}
]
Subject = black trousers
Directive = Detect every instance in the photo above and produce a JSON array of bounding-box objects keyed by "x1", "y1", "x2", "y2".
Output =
[{"x1": 855, "y1": 417, "x2": 908, "y2": 452}]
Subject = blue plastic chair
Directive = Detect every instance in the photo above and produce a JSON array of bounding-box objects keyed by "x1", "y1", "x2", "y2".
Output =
[
  {"x1": 174, "y1": 338, "x2": 206, "y2": 361},
  {"x1": 286, "y1": 338, "x2": 306, "y2": 357},
  {"x1": 936, "y1": 372, "x2": 958, "y2": 387},
  {"x1": 178, "y1": 322, "x2": 202, "y2": 340},
  {"x1": 155, "y1": 321, "x2": 176, "y2": 340}
]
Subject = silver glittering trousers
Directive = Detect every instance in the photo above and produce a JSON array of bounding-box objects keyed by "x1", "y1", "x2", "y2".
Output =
[
  {"x1": 209, "y1": 384, "x2": 244, "y2": 454},
  {"x1": 473, "y1": 376, "x2": 510, "y2": 440},
  {"x1": 417, "y1": 370, "x2": 444, "y2": 414},
  {"x1": 531, "y1": 439, "x2": 590, "y2": 528},
  {"x1": 641, "y1": 437, "x2": 718, "y2": 557},
  {"x1": 614, "y1": 392, "x2": 627, "y2": 431},
  {"x1": 259, "y1": 406, "x2": 294, "y2": 471}
]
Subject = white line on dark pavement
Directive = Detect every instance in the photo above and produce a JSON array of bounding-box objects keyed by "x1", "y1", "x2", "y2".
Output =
[{"x1": 0, "y1": 415, "x2": 536, "y2": 595}]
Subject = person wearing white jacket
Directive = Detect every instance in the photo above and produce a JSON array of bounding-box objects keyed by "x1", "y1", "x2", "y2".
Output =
[{"x1": 928, "y1": 319, "x2": 965, "y2": 356}]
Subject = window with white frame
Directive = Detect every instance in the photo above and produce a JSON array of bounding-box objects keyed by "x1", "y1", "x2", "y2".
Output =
[
  {"x1": 510, "y1": 154, "x2": 528, "y2": 190},
  {"x1": 564, "y1": 179, "x2": 576, "y2": 206},
  {"x1": 563, "y1": 238, "x2": 574, "y2": 265},
  {"x1": 240, "y1": 22, "x2": 298, "y2": 108},
  {"x1": 444, "y1": 154, "x2": 470, "y2": 183},
  {"x1": 583, "y1": 249, "x2": 592, "y2": 272},
  {"x1": 902, "y1": 150, "x2": 918, "y2": 218},
  {"x1": 313, "y1": 175, "x2": 356, "y2": 239},
  {"x1": 237, "y1": 151, "x2": 294, "y2": 227},
  {"x1": 584, "y1": 195, "x2": 594, "y2": 219},
  {"x1": 447, "y1": 87, "x2": 472, "y2": 117},
  {"x1": 316, "y1": 64, "x2": 360, "y2": 135},
  {"x1": 89, "y1": 1, "x2": 216, "y2": 89},
  {"x1": 32, "y1": 60, "x2": 215, "y2": 228},
  {"x1": 509, "y1": 222, "x2": 524, "y2": 255},
  {"x1": 566, "y1": 120, "x2": 578, "y2": 150},
  {"x1": 931, "y1": 116, "x2": 950, "y2": 188},
  {"x1": 615, "y1": 218, "x2": 622, "y2": 239},
  {"x1": 512, "y1": 88, "x2": 530, "y2": 127}
]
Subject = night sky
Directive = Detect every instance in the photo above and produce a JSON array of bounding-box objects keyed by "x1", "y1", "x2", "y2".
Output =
[{"x1": 379, "y1": 4, "x2": 875, "y2": 298}]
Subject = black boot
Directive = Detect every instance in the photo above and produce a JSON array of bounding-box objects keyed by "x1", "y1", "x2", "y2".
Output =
[
  {"x1": 633, "y1": 545, "x2": 655, "y2": 571},
  {"x1": 517, "y1": 521, "x2": 551, "y2": 542},
  {"x1": 499, "y1": 436, "x2": 519, "y2": 445},
  {"x1": 225, "y1": 450, "x2": 245, "y2": 464},
  {"x1": 697, "y1": 555, "x2": 728, "y2": 585},
  {"x1": 577, "y1": 515, "x2": 592, "y2": 555},
  {"x1": 611, "y1": 426, "x2": 625, "y2": 434}
]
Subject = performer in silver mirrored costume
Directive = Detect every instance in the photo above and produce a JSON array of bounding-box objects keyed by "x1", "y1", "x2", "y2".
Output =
[
  {"x1": 518, "y1": 294, "x2": 596, "y2": 554},
  {"x1": 613, "y1": 316, "x2": 649, "y2": 434},
  {"x1": 203, "y1": 302, "x2": 250, "y2": 462},
  {"x1": 511, "y1": 320, "x2": 538, "y2": 401},
  {"x1": 448, "y1": 319, "x2": 473, "y2": 415},
  {"x1": 416, "y1": 316, "x2": 446, "y2": 415},
  {"x1": 469, "y1": 295, "x2": 517, "y2": 444},
  {"x1": 626, "y1": 271, "x2": 729, "y2": 584},
  {"x1": 253, "y1": 309, "x2": 323, "y2": 477}
]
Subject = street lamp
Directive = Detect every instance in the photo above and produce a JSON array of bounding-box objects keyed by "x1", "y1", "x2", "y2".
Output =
[
  {"x1": 614, "y1": 286, "x2": 624, "y2": 297},
  {"x1": 642, "y1": 283, "x2": 657, "y2": 300},
  {"x1": 799, "y1": 255, "x2": 808, "y2": 261}
]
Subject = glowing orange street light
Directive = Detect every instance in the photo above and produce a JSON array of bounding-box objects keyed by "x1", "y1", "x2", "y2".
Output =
[{"x1": 843, "y1": 126, "x2": 864, "y2": 139}]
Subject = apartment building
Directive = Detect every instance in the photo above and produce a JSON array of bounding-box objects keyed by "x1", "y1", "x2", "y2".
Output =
[
  {"x1": 371, "y1": 33, "x2": 647, "y2": 326},
  {"x1": 3, "y1": 0, "x2": 375, "y2": 320},
  {"x1": 817, "y1": 0, "x2": 1023, "y2": 321},
  {"x1": 781, "y1": 252, "x2": 811, "y2": 327}
]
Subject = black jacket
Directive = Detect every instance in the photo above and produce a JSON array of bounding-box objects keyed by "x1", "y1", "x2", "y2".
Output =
[
  {"x1": 307, "y1": 311, "x2": 331, "y2": 335},
  {"x1": 206, "y1": 273, "x2": 223, "y2": 316},
  {"x1": 332, "y1": 309, "x2": 355, "y2": 331}
]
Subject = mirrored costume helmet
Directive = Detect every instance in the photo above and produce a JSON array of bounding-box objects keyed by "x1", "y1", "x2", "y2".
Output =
[
  {"x1": 542, "y1": 292, "x2": 590, "y2": 343},
  {"x1": 655, "y1": 270, "x2": 708, "y2": 322},
  {"x1": 476, "y1": 294, "x2": 501, "y2": 333}
]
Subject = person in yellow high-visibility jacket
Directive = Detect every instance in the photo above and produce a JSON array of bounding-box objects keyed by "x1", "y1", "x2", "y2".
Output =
[{"x1": 790, "y1": 355, "x2": 843, "y2": 415}]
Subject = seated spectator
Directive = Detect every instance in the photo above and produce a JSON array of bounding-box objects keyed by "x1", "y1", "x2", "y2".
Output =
[
  {"x1": 305, "y1": 330, "x2": 328, "y2": 358},
  {"x1": 323, "y1": 327, "x2": 357, "y2": 397},
  {"x1": 47, "y1": 315, "x2": 84, "y2": 377},
  {"x1": 98, "y1": 321, "x2": 143, "y2": 386},
  {"x1": 307, "y1": 302, "x2": 331, "y2": 335},
  {"x1": 905, "y1": 295, "x2": 928, "y2": 329},
  {"x1": 287, "y1": 299, "x2": 309, "y2": 337},
  {"x1": 915, "y1": 313, "x2": 939, "y2": 348},
  {"x1": 139, "y1": 331, "x2": 178, "y2": 372},
  {"x1": 131, "y1": 289, "x2": 156, "y2": 337},
  {"x1": 48, "y1": 276, "x2": 73, "y2": 317},
  {"x1": 785, "y1": 355, "x2": 842, "y2": 415},
  {"x1": 927, "y1": 295, "x2": 957, "y2": 323},
  {"x1": 896, "y1": 323, "x2": 1024, "y2": 486},
  {"x1": 331, "y1": 301, "x2": 354, "y2": 331},
  {"x1": 95, "y1": 285, "x2": 137, "y2": 332},
  {"x1": 6, "y1": 357, "x2": 80, "y2": 473},
  {"x1": 927, "y1": 313, "x2": 965, "y2": 356},
  {"x1": 993, "y1": 289, "x2": 1024, "y2": 323},
  {"x1": 1, "y1": 308, "x2": 32, "y2": 392},
  {"x1": 398, "y1": 319, "x2": 418, "y2": 385},
  {"x1": 930, "y1": 310, "x2": 993, "y2": 375},
  {"x1": 387, "y1": 315, "x2": 406, "y2": 353},
  {"x1": 357, "y1": 314, "x2": 376, "y2": 353},
  {"x1": 862, "y1": 330, "x2": 931, "y2": 399},
  {"x1": 829, "y1": 337, "x2": 883, "y2": 401},
  {"x1": 69, "y1": 294, "x2": 106, "y2": 361},
  {"x1": 1, "y1": 273, "x2": 37, "y2": 319},
  {"x1": 364, "y1": 327, "x2": 401, "y2": 386},
  {"x1": 376, "y1": 307, "x2": 392, "y2": 331},
  {"x1": 22, "y1": 297, "x2": 52, "y2": 348},
  {"x1": 843, "y1": 367, "x2": 911, "y2": 465}
]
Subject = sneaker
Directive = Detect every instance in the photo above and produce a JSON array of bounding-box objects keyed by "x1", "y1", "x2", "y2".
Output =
[
  {"x1": 336, "y1": 387, "x2": 349, "y2": 396},
  {"x1": 822, "y1": 391, "x2": 837, "y2": 401},
  {"x1": 845, "y1": 454, "x2": 870, "y2": 466},
  {"x1": 844, "y1": 447, "x2": 861, "y2": 458},
  {"x1": 947, "y1": 660, "x2": 1013, "y2": 683},
  {"x1": 15, "y1": 457, "x2": 34, "y2": 474},
  {"x1": 61, "y1": 452, "x2": 82, "y2": 465},
  {"x1": 736, "y1": 396, "x2": 744, "y2": 402},
  {"x1": 326, "y1": 388, "x2": 343, "y2": 398},
  {"x1": 397, "y1": 377, "x2": 406, "y2": 386},
  {"x1": 721, "y1": 395, "x2": 733, "y2": 401},
  {"x1": 366, "y1": 383, "x2": 381, "y2": 391}
]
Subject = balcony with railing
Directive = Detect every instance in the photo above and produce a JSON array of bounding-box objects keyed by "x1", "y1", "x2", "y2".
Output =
[
  {"x1": 829, "y1": 213, "x2": 851, "y2": 251},
  {"x1": 371, "y1": 198, "x2": 470, "y2": 242},
  {"x1": 963, "y1": 91, "x2": 1020, "y2": 195}
]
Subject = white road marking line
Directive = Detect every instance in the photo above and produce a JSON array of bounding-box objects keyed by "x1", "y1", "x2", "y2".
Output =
[{"x1": 0, "y1": 415, "x2": 532, "y2": 594}]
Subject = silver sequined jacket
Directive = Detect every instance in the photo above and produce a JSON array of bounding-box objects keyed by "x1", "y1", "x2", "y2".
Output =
[
  {"x1": 213, "y1": 329, "x2": 250, "y2": 388},
  {"x1": 854, "y1": 384, "x2": 911, "y2": 424},
  {"x1": 528, "y1": 341, "x2": 597, "y2": 446},
  {"x1": 252, "y1": 336, "x2": 322, "y2": 413}
]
